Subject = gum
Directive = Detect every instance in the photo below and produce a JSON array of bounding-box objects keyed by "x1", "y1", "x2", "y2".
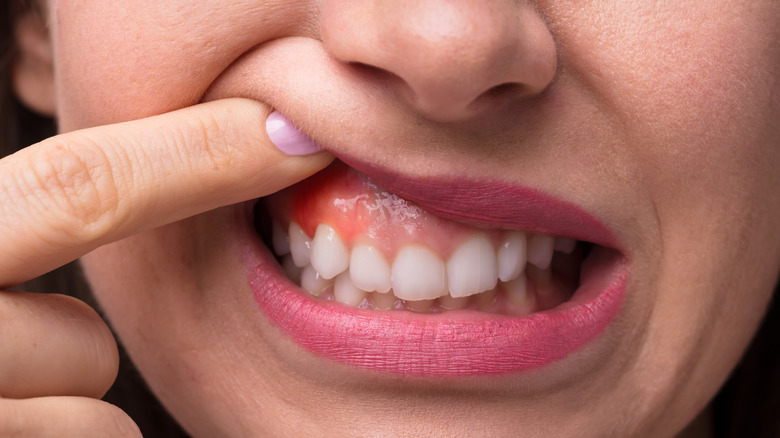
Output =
[{"x1": 264, "y1": 162, "x2": 512, "y2": 260}]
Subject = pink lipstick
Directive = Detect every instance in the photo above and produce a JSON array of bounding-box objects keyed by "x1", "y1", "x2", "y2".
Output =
[{"x1": 242, "y1": 162, "x2": 628, "y2": 376}]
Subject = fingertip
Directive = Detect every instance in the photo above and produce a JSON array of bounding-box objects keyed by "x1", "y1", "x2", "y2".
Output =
[{"x1": 266, "y1": 110, "x2": 324, "y2": 156}]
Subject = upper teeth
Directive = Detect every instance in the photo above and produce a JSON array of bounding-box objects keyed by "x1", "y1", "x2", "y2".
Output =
[{"x1": 275, "y1": 220, "x2": 573, "y2": 306}]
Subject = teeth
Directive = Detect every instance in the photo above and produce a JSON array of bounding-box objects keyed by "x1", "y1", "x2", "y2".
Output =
[
  {"x1": 438, "y1": 294, "x2": 469, "y2": 310},
  {"x1": 310, "y1": 224, "x2": 350, "y2": 280},
  {"x1": 300, "y1": 264, "x2": 333, "y2": 297},
  {"x1": 405, "y1": 299, "x2": 435, "y2": 312},
  {"x1": 333, "y1": 271, "x2": 367, "y2": 307},
  {"x1": 503, "y1": 273, "x2": 528, "y2": 308},
  {"x1": 473, "y1": 289, "x2": 497, "y2": 310},
  {"x1": 447, "y1": 234, "x2": 498, "y2": 298},
  {"x1": 272, "y1": 222, "x2": 291, "y2": 256},
  {"x1": 289, "y1": 222, "x2": 313, "y2": 268},
  {"x1": 277, "y1": 220, "x2": 570, "y2": 313},
  {"x1": 371, "y1": 291, "x2": 397, "y2": 310},
  {"x1": 349, "y1": 244, "x2": 392, "y2": 293},
  {"x1": 281, "y1": 254, "x2": 303, "y2": 284},
  {"x1": 527, "y1": 234, "x2": 555, "y2": 270},
  {"x1": 554, "y1": 237, "x2": 577, "y2": 254},
  {"x1": 391, "y1": 245, "x2": 447, "y2": 301},
  {"x1": 497, "y1": 231, "x2": 527, "y2": 282}
]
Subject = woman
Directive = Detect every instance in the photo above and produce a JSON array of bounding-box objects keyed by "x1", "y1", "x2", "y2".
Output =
[{"x1": 1, "y1": 0, "x2": 778, "y2": 436}]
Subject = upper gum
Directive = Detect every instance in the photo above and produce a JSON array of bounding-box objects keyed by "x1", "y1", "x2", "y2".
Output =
[{"x1": 264, "y1": 163, "x2": 562, "y2": 262}]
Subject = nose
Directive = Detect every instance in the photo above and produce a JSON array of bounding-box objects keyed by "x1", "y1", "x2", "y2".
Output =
[{"x1": 320, "y1": 0, "x2": 557, "y2": 122}]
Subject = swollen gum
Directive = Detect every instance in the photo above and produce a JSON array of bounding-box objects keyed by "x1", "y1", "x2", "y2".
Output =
[{"x1": 264, "y1": 162, "x2": 510, "y2": 261}]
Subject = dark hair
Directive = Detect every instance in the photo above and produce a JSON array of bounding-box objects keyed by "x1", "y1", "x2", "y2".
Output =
[{"x1": 1, "y1": 1, "x2": 778, "y2": 437}]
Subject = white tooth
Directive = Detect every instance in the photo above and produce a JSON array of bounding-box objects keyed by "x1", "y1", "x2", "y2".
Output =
[
  {"x1": 497, "y1": 231, "x2": 527, "y2": 282},
  {"x1": 300, "y1": 265, "x2": 333, "y2": 297},
  {"x1": 371, "y1": 292, "x2": 397, "y2": 310},
  {"x1": 405, "y1": 299, "x2": 435, "y2": 312},
  {"x1": 310, "y1": 224, "x2": 350, "y2": 280},
  {"x1": 527, "y1": 234, "x2": 555, "y2": 269},
  {"x1": 272, "y1": 221, "x2": 290, "y2": 256},
  {"x1": 503, "y1": 273, "x2": 529, "y2": 308},
  {"x1": 554, "y1": 237, "x2": 577, "y2": 254},
  {"x1": 349, "y1": 244, "x2": 391, "y2": 293},
  {"x1": 282, "y1": 254, "x2": 303, "y2": 284},
  {"x1": 438, "y1": 294, "x2": 469, "y2": 310},
  {"x1": 446, "y1": 234, "x2": 498, "y2": 298},
  {"x1": 333, "y1": 272, "x2": 367, "y2": 307},
  {"x1": 391, "y1": 245, "x2": 447, "y2": 301},
  {"x1": 289, "y1": 222, "x2": 312, "y2": 268}
]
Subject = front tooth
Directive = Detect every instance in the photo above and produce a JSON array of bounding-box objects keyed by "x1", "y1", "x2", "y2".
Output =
[
  {"x1": 391, "y1": 245, "x2": 447, "y2": 301},
  {"x1": 554, "y1": 237, "x2": 577, "y2": 254},
  {"x1": 333, "y1": 271, "x2": 367, "y2": 307},
  {"x1": 527, "y1": 234, "x2": 555, "y2": 269},
  {"x1": 310, "y1": 224, "x2": 350, "y2": 280},
  {"x1": 289, "y1": 222, "x2": 312, "y2": 268},
  {"x1": 497, "y1": 231, "x2": 527, "y2": 282},
  {"x1": 446, "y1": 233, "x2": 498, "y2": 298},
  {"x1": 349, "y1": 244, "x2": 391, "y2": 293},
  {"x1": 272, "y1": 221, "x2": 290, "y2": 256},
  {"x1": 300, "y1": 265, "x2": 332, "y2": 297}
]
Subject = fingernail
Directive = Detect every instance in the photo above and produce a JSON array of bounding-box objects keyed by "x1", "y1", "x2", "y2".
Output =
[{"x1": 266, "y1": 111, "x2": 323, "y2": 156}]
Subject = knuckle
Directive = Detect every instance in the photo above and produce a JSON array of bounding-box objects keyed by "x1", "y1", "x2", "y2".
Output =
[
  {"x1": 182, "y1": 110, "x2": 244, "y2": 183},
  {"x1": 18, "y1": 136, "x2": 126, "y2": 243}
]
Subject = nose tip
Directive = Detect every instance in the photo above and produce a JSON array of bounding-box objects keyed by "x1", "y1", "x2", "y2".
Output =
[{"x1": 321, "y1": 0, "x2": 557, "y2": 122}]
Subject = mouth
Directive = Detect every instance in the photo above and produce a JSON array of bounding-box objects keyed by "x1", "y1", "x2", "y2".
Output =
[{"x1": 241, "y1": 160, "x2": 628, "y2": 377}]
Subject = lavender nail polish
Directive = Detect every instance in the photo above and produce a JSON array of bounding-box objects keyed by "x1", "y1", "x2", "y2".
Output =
[{"x1": 266, "y1": 111, "x2": 323, "y2": 156}]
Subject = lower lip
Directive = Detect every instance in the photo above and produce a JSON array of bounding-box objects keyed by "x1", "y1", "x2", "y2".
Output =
[{"x1": 241, "y1": 211, "x2": 629, "y2": 377}]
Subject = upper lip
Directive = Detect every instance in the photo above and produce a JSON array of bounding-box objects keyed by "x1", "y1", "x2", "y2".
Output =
[{"x1": 329, "y1": 153, "x2": 620, "y2": 250}]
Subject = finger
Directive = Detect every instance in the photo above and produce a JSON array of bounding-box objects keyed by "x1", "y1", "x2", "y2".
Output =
[
  {"x1": 0, "y1": 291, "x2": 118, "y2": 399},
  {"x1": 0, "y1": 98, "x2": 334, "y2": 286},
  {"x1": 0, "y1": 397, "x2": 141, "y2": 438}
]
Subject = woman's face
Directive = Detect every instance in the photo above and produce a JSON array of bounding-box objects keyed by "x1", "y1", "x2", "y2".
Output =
[{"x1": 36, "y1": 0, "x2": 780, "y2": 436}]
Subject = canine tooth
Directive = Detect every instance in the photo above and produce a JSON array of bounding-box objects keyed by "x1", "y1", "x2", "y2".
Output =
[
  {"x1": 527, "y1": 234, "x2": 555, "y2": 269},
  {"x1": 371, "y1": 292, "x2": 397, "y2": 310},
  {"x1": 333, "y1": 272, "x2": 366, "y2": 307},
  {"x1": 497, "y1": 231, "x2": 527, "y2": 282},
  {"x1": 503, "y1": 273, "x2": 529, "y2": 307},
  {"x1": 554, "y1": 237, "x2": 577, "y2": 254},
  {"x1": 391, "y1": 246, "x2": 447, "y2": 301},
  {"x1": 349, "y1": 244, "x2": 392, "y2": 293},
  {"x1": 447, "y1": 234, "x2": 498, "y2": 298},
  {"x1": 289, "y1": 222, "x2": 312, "y2": 268},
  {"x1": 272, "y1": 222, "x2": 290, "y2": 256},
  {"x1": 310, "y1": 224, "x2": 350, "y2": 280},
  {"x1": 405, "y1": 299, "x2": 435, "y2": 312},
  {"x1": 300, "y1": 264, "x2": 332, "y2": 297},
  {"x1": 282, "y1": 254, "x2": 303, "y2": 284},
  {"x1": 438, "y1": 294, "x2": 469, "y2": 310}
]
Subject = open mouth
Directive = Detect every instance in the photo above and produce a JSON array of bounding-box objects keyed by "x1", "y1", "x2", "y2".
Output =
[
  {"x1": 242, "y1": 160, "x2": 628, "y2": 377},
  {"x1": 257, "y1": 162, "x2": 588, "y2": 315}
]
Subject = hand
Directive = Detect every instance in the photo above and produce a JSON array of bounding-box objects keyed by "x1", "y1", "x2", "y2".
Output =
[{"x1": 0, "y1": 98, "x2": 333, "y2": 436}]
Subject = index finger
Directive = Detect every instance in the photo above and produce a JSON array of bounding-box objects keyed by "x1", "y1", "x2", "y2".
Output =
[{"x1": 0, "y1": 98, "x2": 333, "y2": 287}]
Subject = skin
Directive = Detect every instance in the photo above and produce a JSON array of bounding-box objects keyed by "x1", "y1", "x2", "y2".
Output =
[{"x1": 4, "y1": 0, "x2": 779, "y2": 436}]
